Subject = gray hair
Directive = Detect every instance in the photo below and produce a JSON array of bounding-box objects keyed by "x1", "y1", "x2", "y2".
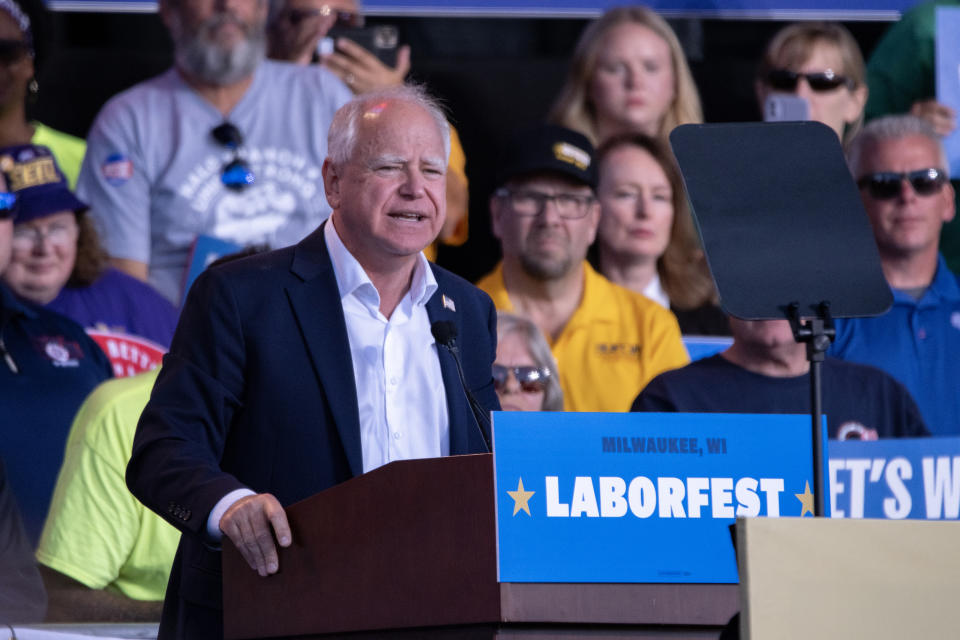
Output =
[
  {"x1": 847, "y1": 115, "x2": 949, "y2": 179},
  {"x1": 496, "y1": 311, "x2": 564, "y2": 412},
  {"x1": 326, "y1": 84, "x2": 451, "y2": 166}
]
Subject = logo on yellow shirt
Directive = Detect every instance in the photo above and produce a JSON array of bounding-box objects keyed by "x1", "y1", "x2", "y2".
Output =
[{"x1": 594, "y1": 342, "x2": 642, "y2": 357}]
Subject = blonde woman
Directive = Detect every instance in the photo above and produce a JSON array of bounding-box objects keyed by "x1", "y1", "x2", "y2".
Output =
[{"x1": 549, "y1": 6, "x2": 702, "y2": 145}]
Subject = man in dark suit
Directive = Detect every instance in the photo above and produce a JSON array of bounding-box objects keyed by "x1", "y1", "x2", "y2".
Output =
[{"x1": 126, "y1": 84, "x2": 498, "y2": 639}]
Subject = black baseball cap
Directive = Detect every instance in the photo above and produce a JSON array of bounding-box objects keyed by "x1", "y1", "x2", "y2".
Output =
[{"x1": 495, "y1": 124, "x2": 598, "y2": 191}]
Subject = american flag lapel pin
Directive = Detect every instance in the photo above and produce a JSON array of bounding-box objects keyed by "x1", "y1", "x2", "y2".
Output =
[{"x1": 442, "y1": 294, "x2": 456, "y2": 312}]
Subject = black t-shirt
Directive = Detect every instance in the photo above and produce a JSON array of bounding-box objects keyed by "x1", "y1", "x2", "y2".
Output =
[{"x1": 632, "y1": 354, "x2": 929, "y2": 439}]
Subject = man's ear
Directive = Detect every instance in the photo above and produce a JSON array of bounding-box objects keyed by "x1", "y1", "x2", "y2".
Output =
[
  {"x1": 158, "y1": 0, "x2": 175, "y2": 31},
  {"x1": 941, "y1": 180, "x2": 956, "y2": 224},
  {"x1": 490, "y1": 193, "x2": 504, "y2": 240},
  {"x1": 322, "y1": 158, "x2": 342, "y2": 210}
]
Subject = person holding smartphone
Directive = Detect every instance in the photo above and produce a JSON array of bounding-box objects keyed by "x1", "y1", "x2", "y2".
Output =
[
  {"x1": 267, "y1": 0, "x2": 469, "y2": 263},
  {"x1": 755, "y1": 22, "x2": 868, "y2": 147}
]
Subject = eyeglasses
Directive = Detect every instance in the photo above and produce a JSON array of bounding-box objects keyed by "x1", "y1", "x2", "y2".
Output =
[
  {"x1": 766, "y1": 68, "x2": 854, "y2": 93},
  {"x1": 492, "y1": 364, "x2": 551, "y2": 394},
  {"x1": 0, "y1": 39, "x2": 29, "y2": 65},
  {"x1": 857, "y1": 168, "x2": 947, "y2": 200},
  {"x1": 495, "y1": 188, "x2": 595, "y2": 219},
  {"x1": 211, "y1": 122, "x2": 255, "y2": 191},
  {"x1": 12, "y1": 220, "x2": 78, "y2": 251}
]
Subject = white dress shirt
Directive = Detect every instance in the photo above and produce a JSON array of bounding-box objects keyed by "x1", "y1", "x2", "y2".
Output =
[
  {"x1": 206, "y1": 222, "x2": 450, "y2": 539},
  {"x1": 324, "y1": 220, "x2": 450, "y2": 473},
  {"x1": 643, "y1": 272, "x2": 671, "y2": 309}
]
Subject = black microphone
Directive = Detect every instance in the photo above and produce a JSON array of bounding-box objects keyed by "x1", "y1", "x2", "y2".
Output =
[{"x1": 431, "y1": 321, "x2": 492, "y2": 452}]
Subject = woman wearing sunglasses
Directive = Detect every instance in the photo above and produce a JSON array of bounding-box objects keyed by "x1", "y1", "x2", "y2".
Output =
[
  {"x1": 593, "y1": 132, "x2": 727, "y2": 335},
  {"x1": 756, "y1": 22, "x2": 868, "y2": 146},
  {"x1": 494, "y1": 312, "x2": 564, "y2": 412},
  {"x1": 549, "y1": 6, "x2": 702, "y2": 145}
]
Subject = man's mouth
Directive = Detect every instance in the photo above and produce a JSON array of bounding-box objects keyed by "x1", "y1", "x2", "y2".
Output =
[{"x1": 389, "y1": 212, "x2": 426, "y2": 222}]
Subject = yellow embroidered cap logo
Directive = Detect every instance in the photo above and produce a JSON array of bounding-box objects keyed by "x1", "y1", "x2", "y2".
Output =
[
  {"x1": 552, "y1": 142, "x2": 591, "y2": 171},
  {"x1": 7, "y1": 156, "x2": 59, "y2": 192}
]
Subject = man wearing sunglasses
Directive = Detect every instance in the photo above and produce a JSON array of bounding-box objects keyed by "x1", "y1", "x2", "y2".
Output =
[
  {"x1": 76, "y1": 0, "x2": 353, "y2": 306},
  {"x1": 830, "y1": 115, "x2": 960, "y2": 436},
  {"x1": 477, "y1": 124, "x2": 688, "y2": 412}
]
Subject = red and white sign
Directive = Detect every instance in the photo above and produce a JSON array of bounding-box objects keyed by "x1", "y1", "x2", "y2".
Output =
[{"x1": 87, "y1": 329, "x2": 166, "y2": 378}]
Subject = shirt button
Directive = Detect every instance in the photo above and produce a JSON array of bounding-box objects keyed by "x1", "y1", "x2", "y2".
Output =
[
  {"x1": 918, "y1": 328, "x2": 927, "y2": 339},
  {"x1": 390, "y1": 376, "x2": 399, "y2": 385},
  {"x1": 393, "y1": 432, "x2": 402, "y2": 440}
]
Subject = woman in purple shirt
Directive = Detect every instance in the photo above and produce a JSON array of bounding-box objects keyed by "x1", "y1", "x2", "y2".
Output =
[{"x1": 0, "y1": 144, "x2": 177, "y2": 348}]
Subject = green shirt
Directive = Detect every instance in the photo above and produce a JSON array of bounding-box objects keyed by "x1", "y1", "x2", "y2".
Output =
[
  {"x1": 36, "y1": 368, "x2": 179, "y2": 601},
  {"x1": 31, "y1": 122, "x2": 86, "y2": 189}
]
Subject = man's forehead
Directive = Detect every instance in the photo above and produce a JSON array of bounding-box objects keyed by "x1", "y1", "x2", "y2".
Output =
[{"x1": 354, "y1": 101, "x2": 444, "y2": 151}]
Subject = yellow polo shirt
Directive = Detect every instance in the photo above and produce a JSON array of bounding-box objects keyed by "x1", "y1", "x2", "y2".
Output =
[{"x1": 477, "y1": 261, "x2": 689, "y2": 412}]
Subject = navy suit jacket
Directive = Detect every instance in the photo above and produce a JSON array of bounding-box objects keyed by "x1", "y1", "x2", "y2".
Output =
[{"x1": 126, "y1": 225, "x2": 499, "y2": 639}]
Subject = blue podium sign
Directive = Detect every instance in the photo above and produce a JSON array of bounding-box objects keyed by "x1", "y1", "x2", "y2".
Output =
[
  {"x1": 828, "y1": 437, "x2": 960, "y2": 520},
  {"x1": 492, "y1": 411, "x2": 822, "y2": 584}
]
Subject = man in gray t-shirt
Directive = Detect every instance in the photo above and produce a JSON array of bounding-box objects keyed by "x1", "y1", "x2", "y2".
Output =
[{"x1": 77, "y1": 0, "x2": 352, "y2": 305}]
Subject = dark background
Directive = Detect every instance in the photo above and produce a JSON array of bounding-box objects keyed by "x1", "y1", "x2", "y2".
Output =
[{"x1": 29, "y1": 12, "x2": 892, "y2": 281}]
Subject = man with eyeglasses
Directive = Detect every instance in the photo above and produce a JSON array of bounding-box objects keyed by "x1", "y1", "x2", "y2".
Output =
[
  {"x1": 76, "y1": 0, "x2": 353, "y2": 306},
  {"x1": 829, "y1": 114, "x2": 960, "y2": 435},
  {"x1": 476, "y1": 124, "x2": 688, "y2": 412}
]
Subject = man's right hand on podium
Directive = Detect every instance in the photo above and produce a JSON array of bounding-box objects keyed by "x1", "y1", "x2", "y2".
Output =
[{"x1": 219, "y1": 493, "x2": 293, "y2": 577}]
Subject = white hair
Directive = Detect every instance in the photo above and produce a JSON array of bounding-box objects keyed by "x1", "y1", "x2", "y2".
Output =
[
  {"x1": 496, "y1": 312, "x2": 564, "y2": 412},
  {"x1": 847, "y1": 115, "x2": 949, "y2": 179},
  {"x1": 326, "y1": 84, "x2": 451, "y2": 166}
]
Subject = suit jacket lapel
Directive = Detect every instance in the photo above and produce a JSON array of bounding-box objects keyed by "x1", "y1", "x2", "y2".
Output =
[
  {"x1": 426, "y1": 272, "x2": 481, "y2": 455},
  {"x1": 286, "y1": 224, "x2": 364, "y2": 477}
]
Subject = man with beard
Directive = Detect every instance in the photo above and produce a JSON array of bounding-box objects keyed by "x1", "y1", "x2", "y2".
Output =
[
  {"x1": 476, "y1": 125, "x2": 688, "y2": 412},
  {"x1": 76, "y1": 0, "x2": 352, "y2": 305}
]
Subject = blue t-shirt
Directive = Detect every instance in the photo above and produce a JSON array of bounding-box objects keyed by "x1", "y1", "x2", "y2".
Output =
[
  {"x1": 830, "y1": 256, "x2": 960, "y2": 436},
  {"x1": 632, "y1": 354, "x2": 928, "y2": 440},
  {"x1": 0, "y1": 283, "x2": 113, "y2": 543},
  {"x1": 46, "y1": 267, "x2": 178, "y2": 348}
]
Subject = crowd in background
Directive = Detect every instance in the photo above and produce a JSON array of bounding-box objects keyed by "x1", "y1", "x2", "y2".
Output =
[{"x1": 1, "y1": 0, "x2": 958, "y2": 630}]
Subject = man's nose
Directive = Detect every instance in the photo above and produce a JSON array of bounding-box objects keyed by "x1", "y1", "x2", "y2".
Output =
[
  {"x1": 502, "y1": 369, "x2": 521, "y2": 394},
  {"x1": 399, "y1": 167, "x2": 426, "y2": 197}
]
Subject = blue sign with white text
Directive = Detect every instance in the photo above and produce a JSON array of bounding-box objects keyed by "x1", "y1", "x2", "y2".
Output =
[
  {"x1": 828, "y1": 437, "x2": 960, "y2": 520},
  {"x1": 492, "y1": 412, "x2": 822, "y2": 584}
]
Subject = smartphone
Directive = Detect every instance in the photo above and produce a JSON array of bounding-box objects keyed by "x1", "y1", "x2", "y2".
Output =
[
  {"x1": 764, "y1": 94, "x2": 810, "y2": 122},
  {"x1": 319, "y1": 24, "x2": 399, "y2": 68}
]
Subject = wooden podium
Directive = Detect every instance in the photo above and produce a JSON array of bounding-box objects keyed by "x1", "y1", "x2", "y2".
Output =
[{"x1": 223, "y1": 454, "x2": 738, "y2": 639}]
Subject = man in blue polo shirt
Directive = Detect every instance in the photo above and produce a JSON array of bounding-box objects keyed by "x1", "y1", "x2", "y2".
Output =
[
  {"x1": 0, "y1": 175, "x2": 113, "y2": 544},
  {"x1": 831, "y1": 115, "x2": 960, "y2": 436}
]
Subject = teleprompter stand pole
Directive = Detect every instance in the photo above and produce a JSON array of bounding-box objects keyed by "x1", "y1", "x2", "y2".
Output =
[{"x1": 786, "y1": 301, "x2": 835, "y2": 517}]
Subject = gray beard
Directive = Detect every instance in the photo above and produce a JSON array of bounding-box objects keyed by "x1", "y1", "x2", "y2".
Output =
[
  {"x1": 171, "y1": 15, "x2": 266, "y2": 86},
  {"x1": 520, "y1": 251, "x2": 574, "y2": 281}
]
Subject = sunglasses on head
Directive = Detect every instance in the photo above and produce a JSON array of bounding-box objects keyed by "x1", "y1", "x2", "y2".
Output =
[
  {"x1": 766, "y1": 68, "x2": 853, "y2": 93},
  {"x1": 211, "y1": 122, "x2": 255, "y2": 191},
  {"x1": 857, "y1": 168, "x2": 947, "y2": 200},
  {"x1": 492, "y1": 364, "x2": 551, "y2": 394},
  {"x1": 0, "y1": 39, "x2": 29, "y2": 65}
]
